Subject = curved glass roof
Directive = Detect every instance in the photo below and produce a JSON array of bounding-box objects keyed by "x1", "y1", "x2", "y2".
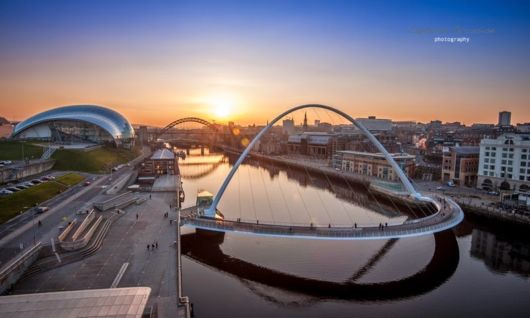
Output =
[{"x1": 12, "y1": 105, "x2": 135, "y2": 140}]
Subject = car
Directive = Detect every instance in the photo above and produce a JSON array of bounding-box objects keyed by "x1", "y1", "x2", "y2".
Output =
[
  {"x1": 15, "y1": 185, "x2": 29, "y2": 190},
  {"x1": 487, "y1": 191, "x2": 499, "y2": 196},
  {"x1": 111, "y1": 167, "x2": 118, "y2": 172},
  {"x1": 0, "y1": 189, "x2": 14, "y2": 195},
  {"x1": 436, "y1": 186, "x2": 445, "y2": 191},
  {"x1": 7, "y1": 187, "x2": 20, "y2": 192},
  {"x1": 41, "y1": 176, "x2": 51, "y2": 181},
  {"x1": 84, "y1": 181, "x2": 91, "y2": 186},
  {"x1": 22, "y1": 182, "x2": 34, "y2": 187},
  {"x1": 31, "y1": 179, "x2": 42, "y2": 184},
  {"x1": 35, "y1": 206, "x2": 49, "y2": 214}
]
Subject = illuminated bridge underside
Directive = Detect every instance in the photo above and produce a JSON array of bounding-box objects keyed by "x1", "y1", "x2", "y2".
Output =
[{"x1": 181, "y1": 197, "x2": 463, "y2": 240}]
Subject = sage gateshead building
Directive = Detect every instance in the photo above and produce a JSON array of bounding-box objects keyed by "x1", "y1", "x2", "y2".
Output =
[{"x1": 11, "y1": 105, "x2": 135, "y2": 148}]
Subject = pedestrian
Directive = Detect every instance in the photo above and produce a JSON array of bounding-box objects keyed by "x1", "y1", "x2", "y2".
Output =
[
  {"x1": 151, "y1": 243, "x2": 155, "y2": 250},
  {"x1": 155, "y1": 241, "x2": 158, "y2": 249},
  {"x1": 354, "y1": 223, "x2": 357, "y2": 228},
  {"x1": 147, "y1": 244, "x2": 150, "y2": 250},
  {"x1": 149, "y1": 194, "x2": 152, "y2": 199},
  {"x1": 170, "y1": 219, "x2": 172, "y2": 225},
  {"x1": 136, "y1": 213, "x2": 139, "y2": 220},
  {"x1": 385, "y1": 222, "x2": 388, "y2": 228}
]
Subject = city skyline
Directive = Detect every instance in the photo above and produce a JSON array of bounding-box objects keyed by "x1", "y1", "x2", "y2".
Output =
[{"x1": 1, "y1": 0, "x2": 529, "y2": 126}]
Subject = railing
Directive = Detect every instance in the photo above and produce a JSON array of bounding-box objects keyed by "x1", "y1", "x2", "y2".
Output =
[
  {"x1": 0, "y1": 242, "x2": 42, "y2": 294},
  {"x1": 182, "y1": 198, "x2": 463, "y2": 239}
]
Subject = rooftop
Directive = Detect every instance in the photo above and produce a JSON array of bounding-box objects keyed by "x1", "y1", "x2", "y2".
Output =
[
  {"x1": 0, "y1": 287, "x2": 151, "y2": 318},
  {"x1": 150, "y1": 148, "x2": 175, "y2": 160},
  {"x1": 336, "y1": 150, "x2": 415, "y2": 160}
]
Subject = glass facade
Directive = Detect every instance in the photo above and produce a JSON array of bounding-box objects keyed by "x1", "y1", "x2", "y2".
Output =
[{"x1": 12, "y1": 105, "x2": 135, "y2": 147}]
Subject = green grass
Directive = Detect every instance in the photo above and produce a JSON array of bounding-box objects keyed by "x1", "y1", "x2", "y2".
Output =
[
  {"x1": 0, "y1": 141, "x2": 43, "y2": 160},
  {"x1": 52, "y1": 145, "x2": 141, "y2": 173},
  {"x1": 0, "y1": 182, "x2": 67, "y2": 224},
  {"x1": 55, "y1": 173, "x2": 85, "y2": 186}
]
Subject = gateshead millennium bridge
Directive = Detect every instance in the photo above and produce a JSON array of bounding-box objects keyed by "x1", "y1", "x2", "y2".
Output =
[{"x1": 180, "y1": 104, "x2": 464, "y2": 240}]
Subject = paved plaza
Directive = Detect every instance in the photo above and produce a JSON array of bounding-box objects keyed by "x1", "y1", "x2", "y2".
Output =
[{"x1": 10, "y1": 192, "x2": 180, "y2": 315}]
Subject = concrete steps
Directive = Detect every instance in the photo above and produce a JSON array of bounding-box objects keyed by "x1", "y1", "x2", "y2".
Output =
[{"x1": 20, "y1": 215, "x2": 116, "y2": 280}]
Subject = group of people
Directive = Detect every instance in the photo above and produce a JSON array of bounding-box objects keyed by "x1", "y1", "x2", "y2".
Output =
[
  {"x1": 147, "y1": 241, "x2": 159, "y2": 250},
  {"x1": 378, "y1": 222, "x2": 388, "y2": 230}
]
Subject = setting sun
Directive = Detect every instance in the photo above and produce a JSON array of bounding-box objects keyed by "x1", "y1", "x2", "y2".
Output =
[{"x1": 212, "y1": 98, "x2": 233, "y2": 119}]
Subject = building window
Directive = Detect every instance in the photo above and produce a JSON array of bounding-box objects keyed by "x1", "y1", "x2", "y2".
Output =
[
  {"x1": 522, "y1": 162, "x2": 527, "y2": 167},
  {"x1": 521, "y1": 168, "x2": 526, "y2": 174},
  {"x1": 485, "y1": 158, "x2": 489, "y2": 163},
  {"x1": 491, "y1": 159, "x2": 495, "y2": 164},
  {"x1": 492, "y1": 147, "x2": 496, "y2": 151},
  {"x1": 520, "y1": 176, "x2": 525, "y2": 181},
  {"x1": 502, "y1": 153, "x2": 507, "y2": 158},
  {"x1": 486, "y1": 147, "x2": 490, "y2": 150},
  {"x1": 508, "y1": 160, "x2": 513, "y2": 165},
  {"x1": 522, "y1": 154, "x2": 527, "y2": 160},
  {"x1": 507, "y1": 167, "x2": 512, "y2": 172},
  {"x1": 502, "y1": 160, "x2": 506, "y2": 165},
  {"x1": 490, "y1": 165, "x2": 495, "y2": 170},
  {"x1": 508, "y1": 154, "x2": 514, "y2": 159}
]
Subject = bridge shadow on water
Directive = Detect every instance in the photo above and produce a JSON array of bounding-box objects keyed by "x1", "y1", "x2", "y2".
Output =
[{"x1": 181, "y1": 229, "x2": 459, "y2": 304}]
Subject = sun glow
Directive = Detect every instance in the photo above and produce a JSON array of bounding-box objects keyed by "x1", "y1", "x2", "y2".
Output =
[{"x1": 212, "y1": 98, "x2": 233, "y2": 119}]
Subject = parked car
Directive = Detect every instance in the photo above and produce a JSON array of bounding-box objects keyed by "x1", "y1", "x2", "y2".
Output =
[
  {"x1": 31, "y1": 179, "x2": 42, "y2": 184},
  {"x1": 0, "y1": 189, "x2": 14, "y2": 195},
  {"x1": 84, "y1": 181, "x2": 91, "y2": 186},
  {"x1": 41, "y1": 176, "x2": 51, "y2": 181},
  {"x1": 35, "y1": 206, "x2": 49, "y2": 214},
  {"x1": 15, "y1": 185, "x2": 29, "y2": 190},
  {"x1": 22, "y1": 182, "x2": 34, "y2": 187},
  {"x1": 7, "y1": 187, "x2": 20, "y2": 192}
]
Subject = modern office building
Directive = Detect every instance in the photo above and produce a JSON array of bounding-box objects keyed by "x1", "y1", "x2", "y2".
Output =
[
  {"x1": 333, "y1": 150, "x2": 416, "y2": 181},
  {"x1": 11, "y1": 105, "x2": 135, "y2": 148},
  {"x1": 442, "y1": 146, "x2": 480, "y2": 186},
  {"x1": 477, "y1": 134, "x2": 530, "y2": 192},
  {"x1": 356, "y1": 116, "x2": 393, "y2": 132}
]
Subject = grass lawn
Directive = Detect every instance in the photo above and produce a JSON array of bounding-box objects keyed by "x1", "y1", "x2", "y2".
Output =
[
  {"x1": 55, "y1": 172, "x2": 85, "y2": 186},
  {"x1": 52, "y1": 145, "x2": 141, "y2": 173},
  {"x1": 0, "y1": 141, "x2": 43, "y2": 160},
  {"x1": 0, "y1": 182, "x2": 67, "y2": 224}
]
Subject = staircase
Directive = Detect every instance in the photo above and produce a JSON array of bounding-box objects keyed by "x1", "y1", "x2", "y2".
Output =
[
  {"x1": 41, "y1": 147, "x2": 56, "y2": 160},
  {"x1": 20, "y1": 214, "x2": 118, "y2": 279}
]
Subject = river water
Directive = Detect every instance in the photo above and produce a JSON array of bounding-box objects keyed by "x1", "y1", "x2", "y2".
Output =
[{"x1": 178, "y1": 148, "x2": 529, "y2": 318}]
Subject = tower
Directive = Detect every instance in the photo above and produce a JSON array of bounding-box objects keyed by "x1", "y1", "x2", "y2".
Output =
[{"x1": 303, "y1": 112, "x2": 308, "y2": 130}]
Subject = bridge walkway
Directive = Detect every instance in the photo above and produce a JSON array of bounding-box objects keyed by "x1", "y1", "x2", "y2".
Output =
[{"x1": 180, "y1": 196, "x2": 463, "y2": 240}]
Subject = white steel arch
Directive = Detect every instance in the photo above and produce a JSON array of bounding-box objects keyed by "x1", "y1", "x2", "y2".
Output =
[{"x1": 205, "y1": 104, "x2": 424, "y2": 217}]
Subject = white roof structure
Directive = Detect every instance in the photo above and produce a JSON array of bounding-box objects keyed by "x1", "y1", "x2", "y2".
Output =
[
  {"x1": 150, "y1": 148, "x2": 175, "y2": 160},
  {"x1": 0, "y1": 287, "x2": 151, "y2": 318}
]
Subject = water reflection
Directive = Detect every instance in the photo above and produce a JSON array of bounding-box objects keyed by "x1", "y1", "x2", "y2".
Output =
[
  {"x1": 181, "y1": 230, "x2": 459, "y2": 303},
  {"x1": 471, "y1": 228, "x2": 530, "y2": 278}
]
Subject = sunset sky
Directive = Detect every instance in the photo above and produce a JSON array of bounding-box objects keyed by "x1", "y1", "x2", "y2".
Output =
[{"x1": 0, "y1": 0, "x2": 529, "y2": 126}]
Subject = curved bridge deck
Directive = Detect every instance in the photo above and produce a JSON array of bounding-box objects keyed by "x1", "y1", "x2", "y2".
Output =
[{"x1": 180, "y1": 196, "x2": 464, "y2": 240}]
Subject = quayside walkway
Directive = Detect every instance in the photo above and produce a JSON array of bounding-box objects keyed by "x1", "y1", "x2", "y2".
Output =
[{"x1": 180, "y1": 196, "x2": 464, "y2": 240}]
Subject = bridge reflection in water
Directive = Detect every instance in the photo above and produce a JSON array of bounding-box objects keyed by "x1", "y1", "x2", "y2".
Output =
[{"x1": 181, "y1": 230, "x2": 459, "y2": 302}]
